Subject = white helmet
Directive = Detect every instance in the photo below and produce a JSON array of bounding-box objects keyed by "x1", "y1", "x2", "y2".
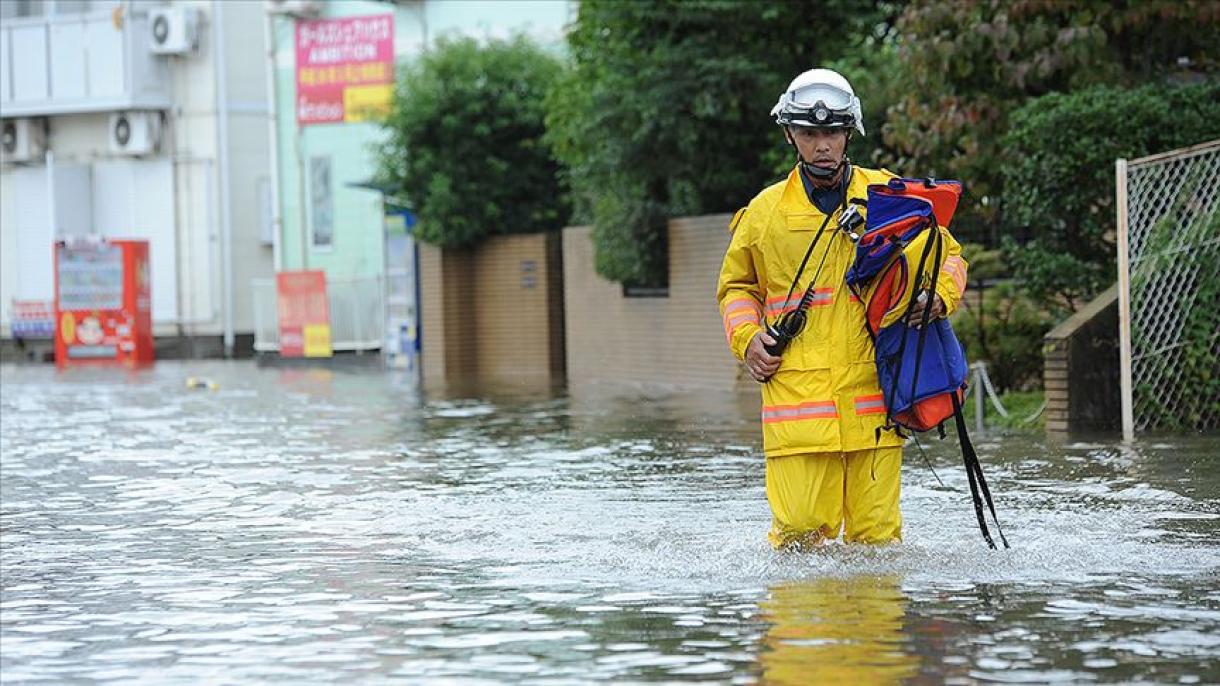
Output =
[{"x1": 771, "y1": 68, "x2": 865, "y2": 136}]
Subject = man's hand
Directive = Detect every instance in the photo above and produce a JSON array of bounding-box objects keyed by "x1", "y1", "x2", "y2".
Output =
[
  {"x1": 746, "y1": 331, "x2": 783, "y2": 382},
  {"x1": 902, "y1": 290, "x2": 946, "y2": 328}
]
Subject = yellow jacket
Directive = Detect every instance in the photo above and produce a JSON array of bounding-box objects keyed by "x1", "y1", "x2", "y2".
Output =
[{"x1": 717, "y1": 165, "x2": 968, "y2": 457}]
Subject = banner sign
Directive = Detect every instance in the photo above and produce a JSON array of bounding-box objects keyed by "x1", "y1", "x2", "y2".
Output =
[
  {"x1": 296, "y1": 14, "x2": 395, "y2": 126},
  {"x1": 9, "y1": 300, "x2": 55, "y2": 338},
  {"x1": 276, "y1": 270, "x2": 333, "y2": 358}
]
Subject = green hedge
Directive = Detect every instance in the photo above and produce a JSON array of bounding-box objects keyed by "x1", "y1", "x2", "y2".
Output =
[
  {"x1": 1000, "y1": 80, "x2": 1220, "y2": 312},
  {"x1": 375, "y1": 36, "x2": 566, "y2": 248},
  {"x1": 544, "y1": 0, "x2": 888, "y2": 287}
]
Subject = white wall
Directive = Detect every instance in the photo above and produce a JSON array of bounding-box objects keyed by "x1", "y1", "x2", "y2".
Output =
[
  {"x1": 5, "y1": 167, "x2": 55, "y2": 303},
  {"x1": 93, "y1": 158, "x2": 178, "y2": 322},
  {"x1": 0, "y1": 0, "x2": 273, "y2": 340}
]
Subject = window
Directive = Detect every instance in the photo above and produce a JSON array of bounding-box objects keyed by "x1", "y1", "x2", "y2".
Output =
[
  {"x1": 308, "y1": 156, "x2": 333, "y2": 249},
  {"x1": 52, "y1": 1, "x2": 93, "y2": 15},
  {"x1": 2, "y1": 0, "x2": 45, "y2": 19}
]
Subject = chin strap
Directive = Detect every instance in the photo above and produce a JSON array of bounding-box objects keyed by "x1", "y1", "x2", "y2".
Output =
[
  {"x1": 787, "y1": 128, "x2": 853, "y2": 182},
  {"x1": 801, "y1": 157, "x2": 847, "y2": 181}
]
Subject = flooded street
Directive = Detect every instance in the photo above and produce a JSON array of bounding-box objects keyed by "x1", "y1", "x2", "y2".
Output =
[{"x1": 2, "y1": 361, "x2": 1218, "y2": 684}]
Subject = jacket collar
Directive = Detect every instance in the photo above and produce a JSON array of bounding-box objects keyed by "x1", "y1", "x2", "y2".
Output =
[{"x1": 778, "y1": 164, "x2": 869, "y2": 218}]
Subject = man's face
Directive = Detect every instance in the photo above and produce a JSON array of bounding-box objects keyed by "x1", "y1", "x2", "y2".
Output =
[{"x1": 786, "y1": 127, "x2": 848, "y2": 172}]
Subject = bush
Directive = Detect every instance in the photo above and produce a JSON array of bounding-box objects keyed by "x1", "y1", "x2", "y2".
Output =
[
  {"x1": 951, "y1": 280, "x2": 1055, "y2": 393},
  {"x1": 375, "y1": 36, "x2": 566, "y2": 248},
  {"x1": 1000, "y1": 80, "x2": 1220, "y2": 311}
]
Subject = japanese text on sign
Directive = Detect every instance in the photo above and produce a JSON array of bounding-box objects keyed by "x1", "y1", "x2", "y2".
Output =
[{"x1": 296, "y1": 14, "x2": 394, "y2": 126}]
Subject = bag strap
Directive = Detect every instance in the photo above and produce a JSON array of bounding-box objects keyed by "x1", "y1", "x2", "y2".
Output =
[
  {"x1": 950, "y1": 392, "x2": 1010, "y2": 549},
  {"x1": 776, "y1": 208, "x2": 837, "y2": 322},
  {"x1": 882, "y1": 216, "x2": 939, "y2": 429},
  {"x1": 906, "y1": 226, "x2": 944, "y2": 406}
]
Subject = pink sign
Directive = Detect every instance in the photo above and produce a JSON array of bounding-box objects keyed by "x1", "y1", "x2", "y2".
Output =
[{"x1": 296, "y1": 14, "x2": 395, "y2": 126}]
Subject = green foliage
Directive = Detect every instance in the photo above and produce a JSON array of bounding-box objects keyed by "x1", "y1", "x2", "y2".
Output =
[
  {"x1": 887, "y1": 0, "x2": 1220, "y2": 244},
  {"x1": 1000, "y1": 81, "x2": 1220, "y2": 310},
  {"x1": 958, "y1": 242, "x2": 1003, "y2": 281},
  {"x1": 545, "y1": 0, "x2": 892, "y2": 286},
  {"x1": 959, "y1": 389, "x2": 1046, "y2": 432},
  {"x1": 952, "y1": 281, "x2": 1055, "y2": 392},
  {"x1": 375, "y1": 36, "x2": 566, "y2": 248}
]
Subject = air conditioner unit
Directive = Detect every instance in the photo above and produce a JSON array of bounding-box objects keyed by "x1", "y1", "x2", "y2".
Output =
[
  {"x1": 149, "y1": 6, "x2": 200, "y2": 55},
  {"x1": 109, "y1": 112, "x2": 162, "y2": 157},
  {"x1": 1, "y1": 119, "x2": 47, "y2": 165},
  {"x1": 266, "y1": 0, "x2": 322, "y2": 17}
]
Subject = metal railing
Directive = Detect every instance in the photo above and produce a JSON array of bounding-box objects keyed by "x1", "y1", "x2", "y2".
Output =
[
  {"x1": 1116, "y1": 140, "x2": 1220, "y2": 438},
  {"x1": 251, "y1": 275, "x2": 384, "y2": 353}
]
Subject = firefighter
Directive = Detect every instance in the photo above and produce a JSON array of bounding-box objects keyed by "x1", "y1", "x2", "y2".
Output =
[{"x1": 717, "y1": 68, "x2": 969, "y2": 549}]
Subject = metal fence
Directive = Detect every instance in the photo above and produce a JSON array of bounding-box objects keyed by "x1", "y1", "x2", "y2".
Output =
[
  {"x1": 1116, "y1": 140, "x2": 1220, "y2": 439},
  {"x1": 251, "y1": 275, "x2": 384, "y2": 353}
]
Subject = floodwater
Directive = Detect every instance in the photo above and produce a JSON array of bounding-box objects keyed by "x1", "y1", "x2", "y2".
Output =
[{"x1": 1, "y1": 361, "x2": 1217, "y2": 685}]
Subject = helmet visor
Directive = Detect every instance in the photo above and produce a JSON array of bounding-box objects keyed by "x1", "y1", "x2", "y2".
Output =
[{"x1": 788, "y1": 83, "x2": 853, "y2": 111}]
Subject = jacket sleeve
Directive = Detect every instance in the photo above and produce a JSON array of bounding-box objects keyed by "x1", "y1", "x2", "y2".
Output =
[
  {"x1": 717, "y1": 208, "x2": 765, "y2": 361},
  {"x1": 934, "y1": 226, "x2": 969, "y2": 315}
]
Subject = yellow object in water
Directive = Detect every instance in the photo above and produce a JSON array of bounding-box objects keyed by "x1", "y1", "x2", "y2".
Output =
[{"x1": 185, "y1": 377, "x2": 219, "y2": 391}]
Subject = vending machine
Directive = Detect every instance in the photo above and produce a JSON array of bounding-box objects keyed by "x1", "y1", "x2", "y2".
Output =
[{"x1": 54, "y1": 238, "x2": 154, "y2": 367}]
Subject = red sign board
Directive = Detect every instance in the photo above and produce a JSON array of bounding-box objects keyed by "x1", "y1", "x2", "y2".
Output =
[
  {"x1": 296, "y1": 14, "x2": 395, "y2": 126},
  {"x1": 276, "y1": 270, "x2": 332, "y2": 358}
]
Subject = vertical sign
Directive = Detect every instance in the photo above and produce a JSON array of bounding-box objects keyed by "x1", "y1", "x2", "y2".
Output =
[
  {"x1": 296, "y1": 14, "x2": 395, "y2": 126},
  {"x1": 276, "y1": 270, "x2": 333, "y2": 358}
]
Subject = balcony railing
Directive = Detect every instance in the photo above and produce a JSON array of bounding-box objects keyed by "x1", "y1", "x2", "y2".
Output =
[{"x1": 0, "y1": 7, "x2": 171, "y2": 116}]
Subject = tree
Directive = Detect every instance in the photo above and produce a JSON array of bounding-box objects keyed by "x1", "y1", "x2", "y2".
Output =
[
  {"x1": 376, "y1": 36, "x2": 566, "y2": 248},
  {"x1": 545, "y1": 0, "x2": 891, "y2": 287},
  {"x1": 1000, "y1": 81, "x2": 1220, "y2": 311},
  {"x1": 885, "y1": 0, "x2": 1220, "y2": 245}
]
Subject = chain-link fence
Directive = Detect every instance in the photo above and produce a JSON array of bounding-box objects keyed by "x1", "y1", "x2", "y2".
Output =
[{"x1": 1117, "y1": 140, "x2": 1220, "y2": 439}]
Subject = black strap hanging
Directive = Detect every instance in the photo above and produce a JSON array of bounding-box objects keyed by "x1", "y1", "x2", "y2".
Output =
[{"x1": 951, "y1": 392, "x2": 1010, "y2": 549}]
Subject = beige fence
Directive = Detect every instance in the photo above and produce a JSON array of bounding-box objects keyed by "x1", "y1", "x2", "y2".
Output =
[
  {"x1": 1116, "y1": 139, "x2": 1220, "y2": 439},
  {"x1": 562, "y1": 215, "x2": 748, "y2": 392},
  {"x1": 417, "y1": 232, "x2": 565, "y2": 388}
]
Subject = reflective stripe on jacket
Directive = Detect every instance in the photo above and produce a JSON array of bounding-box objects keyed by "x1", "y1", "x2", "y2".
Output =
[{"x1": 717, "y1": 165, "x2": 968, "y2": 457}]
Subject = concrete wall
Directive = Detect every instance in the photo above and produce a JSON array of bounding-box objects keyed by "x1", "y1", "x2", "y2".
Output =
[
  {"x1": 563, "y1": 214, "x2": 748, "y2": 392},
  {"x1": 419, "y1": 232, "x2": 564, "y2": 388},
  {"x1": 419, "y1": 244, "x2": 476, "y2": 384},
  {"x1": 1044, "y1": 284, "x2": 1121, "y2": 434}
]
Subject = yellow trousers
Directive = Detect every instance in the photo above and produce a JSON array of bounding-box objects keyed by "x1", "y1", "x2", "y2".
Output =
[{"x1": 765, "y1": 447, "x2": 903, "y2": 549}]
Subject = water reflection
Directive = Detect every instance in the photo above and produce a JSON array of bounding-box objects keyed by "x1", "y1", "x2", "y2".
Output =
[{"x1": 760, "y1": 575, "x2": 916, "y2": 685}]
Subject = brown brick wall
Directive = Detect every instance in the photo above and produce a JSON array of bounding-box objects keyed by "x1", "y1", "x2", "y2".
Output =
[
  {"x1": 419, "y1": 233, "x2": 564, "y2": 388},
  {"x1": 419, "y1": 245, "x2": 476, "y2": 385},
  {"x1": 563, "y1": 215, "x2": 749, "y2": 391},
  {"x1": 472, "y1": 233, "x2": 564, "y2": 384}
]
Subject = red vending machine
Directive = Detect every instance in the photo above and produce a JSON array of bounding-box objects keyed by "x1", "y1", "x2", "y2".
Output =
[{"x1": 54, "y1": 238, "x2": 154, "y2": 367}]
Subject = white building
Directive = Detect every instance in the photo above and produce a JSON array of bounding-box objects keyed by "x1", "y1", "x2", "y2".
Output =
[{"x1": 0, "y1": 0, "x2": 273, "y2": 356}]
